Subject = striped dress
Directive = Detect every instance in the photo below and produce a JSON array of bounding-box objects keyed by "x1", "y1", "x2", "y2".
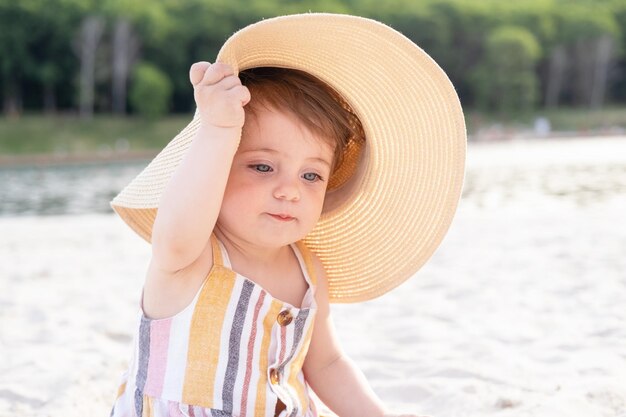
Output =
[{"x1": 110, "y1": 234, "x2": 320, "y2": 417}]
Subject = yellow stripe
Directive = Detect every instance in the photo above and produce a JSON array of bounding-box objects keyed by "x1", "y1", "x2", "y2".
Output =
[
  {"x1": 288, "y1": 317, "x2": 316, "y2": 412},
  {"x1": 254, "y1": 299, "x2": 283, "y2": 417},
  {"x1": 296, "y1": 241, "x2": 317, "y2": 286},
  {"x1": 142, "y1": 395, "x2": 154, "y2": 417},
  {"x1": 182, "y1": 266, "x2": 236, "y2": 407},
  {"x1": 210, "y1": 234, "x2": 223, "y2": 266},
  {"x1": 116, "y1": 381, "x2": 126, "y2": 399}
]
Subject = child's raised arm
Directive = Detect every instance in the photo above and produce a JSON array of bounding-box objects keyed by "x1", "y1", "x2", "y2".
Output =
[{"x1": 151, "y1": 62, "x2": 250, "y2": 272}]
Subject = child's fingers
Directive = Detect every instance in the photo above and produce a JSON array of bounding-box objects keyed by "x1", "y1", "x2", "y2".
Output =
[
  {"x1": 222, "y1": 84, "x2": 250, "y2": 106},
  {"x1": 198, "y1": 62, "x2": 235, "y2": 87},
  {"x1": 217, "y1": 75, "x2": 243, "y2": 91},
  {"x1": 228, "y1": 85, "x2": 251, "y2": 106},
  {"x1": 209, "y1": 74, "x2": 249, "y2": 104},
  {"x1": 189, "y1": 61, "x2": 211, "y2": 86}
]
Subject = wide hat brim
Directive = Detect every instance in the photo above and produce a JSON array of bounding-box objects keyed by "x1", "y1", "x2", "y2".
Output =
[{"x1": 110, "y1": 13, "x2": 466, "y2": 303}]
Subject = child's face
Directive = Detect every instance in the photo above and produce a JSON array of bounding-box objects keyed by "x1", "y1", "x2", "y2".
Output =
[{"x1": 216, "y1": 107, "x2": 335, "y2": 249}]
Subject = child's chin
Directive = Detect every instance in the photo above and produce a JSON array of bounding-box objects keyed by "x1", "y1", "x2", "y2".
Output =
[{"x1": 256, "y1": 229, "x2": 307, "y2": 247}]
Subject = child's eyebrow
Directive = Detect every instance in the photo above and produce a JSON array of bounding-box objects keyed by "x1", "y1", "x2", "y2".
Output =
[{"x1": 240, "y1": 148, "x2": 331, "y2": 167}]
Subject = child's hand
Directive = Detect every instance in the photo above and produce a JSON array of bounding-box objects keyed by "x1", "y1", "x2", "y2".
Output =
[{"x1": 189, "y1": 61, "x2": 251, "y2": 130}]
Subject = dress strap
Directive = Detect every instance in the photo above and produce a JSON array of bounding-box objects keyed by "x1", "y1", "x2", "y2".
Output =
[
  {"x1": 293, "y1": 241, "x2": 318, "y2": 287},
  {"x1": 209, "y1": 233, "x2": 232, "y2": 268}
]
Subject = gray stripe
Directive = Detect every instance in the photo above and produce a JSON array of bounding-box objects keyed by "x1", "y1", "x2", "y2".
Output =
[
  {"x1": 221, "y1": 280, "x2": 254, "y2": 413},
  {"x1": 134, "y1": 315, "x2": 150, "y2": 416},
  {"x1": 210, "y1": 409, "x2": 233, "y2": 417},
  {"x1": 136, "y1": 316, "x2": 151, "y2": 390},
  {"x1": 278, "y1": 308, "x2": 310, "y2": 374},
  {"x1": 134, "y1": 387, "x2": 143, "y2": 417},
  {"x1": 279, "y1": 309, "x2": 310, "y2": 417}
]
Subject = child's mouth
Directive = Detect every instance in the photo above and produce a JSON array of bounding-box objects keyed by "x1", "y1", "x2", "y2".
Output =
[{"x1": 268, "y1": 213, "x2": 295, "y2": 221}]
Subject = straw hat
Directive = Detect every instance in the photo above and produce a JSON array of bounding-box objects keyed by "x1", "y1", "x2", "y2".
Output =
[{"x1": 110, "y1": 13, "x2": 466, "y2": 303}]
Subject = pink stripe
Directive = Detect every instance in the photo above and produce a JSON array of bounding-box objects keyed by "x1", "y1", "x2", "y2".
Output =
[
  {"x1": 240, "y1": 291, "x2": 266, "y2": 417},
  {"x1": 143, "y1": 318, "x2": 172, "y2": 397},
  {"x1": 279, "y1": 324, "x2": 287, "y2": 363}
]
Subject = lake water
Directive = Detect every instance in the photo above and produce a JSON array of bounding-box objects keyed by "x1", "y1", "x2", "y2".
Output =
[
  {"x1": 0, "y1": 160, "x2": 144, "y2": 216},
  {"x1": 1, "y1": 136, "x2": 625, "y2": 215}
]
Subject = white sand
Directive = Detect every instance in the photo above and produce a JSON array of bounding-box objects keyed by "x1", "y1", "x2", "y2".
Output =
[{"x1": 1, "y1": 136, "x2": 625, "y2": 416}]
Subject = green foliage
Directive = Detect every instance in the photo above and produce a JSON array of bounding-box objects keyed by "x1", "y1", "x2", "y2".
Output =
[
  {"x1": 1, "y1": 0, "x2": 626, "y2": 114},
  {"x1": 490, "y1": 26, "x2": 541, "y2": 62},
  {"x1": 471, "y1": 26, "x2": 541, "y2": 114},
  {"x1": 556, "y1": 5, "x2": 620, "y2": 43},
  {"x1": 0, "y1": 114, "x2": 190, "y2": 154},
  {"x1": 129, "y1": 62, "x2": 173, "y2": 119}
]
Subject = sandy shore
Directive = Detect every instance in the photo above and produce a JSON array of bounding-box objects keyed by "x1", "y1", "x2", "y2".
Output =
[{"x1": 1, "y1": 137, "x2": 625, "y2": 416}]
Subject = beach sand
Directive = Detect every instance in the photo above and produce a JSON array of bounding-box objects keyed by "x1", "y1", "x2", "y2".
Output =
[{"x1": 1, "y1": 136, "x2": 625, "y2": 416}]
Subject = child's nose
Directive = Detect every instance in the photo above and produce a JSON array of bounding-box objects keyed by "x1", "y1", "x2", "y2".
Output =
[{"x1": 273, "y1": 177, "x2": 300, "y2": 201}]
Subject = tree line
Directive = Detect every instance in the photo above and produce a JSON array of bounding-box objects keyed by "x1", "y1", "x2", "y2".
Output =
[{"x1": 1, "y1": 0, "x2": 624, "y2": 118}]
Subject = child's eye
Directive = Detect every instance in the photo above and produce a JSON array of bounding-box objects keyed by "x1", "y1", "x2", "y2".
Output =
[
  {"x1": 303, "y1": 172, "x2": 323, "y2": 182},
  {"x1": 250, "y1": 164, "x2": 272, "y2": 173}
]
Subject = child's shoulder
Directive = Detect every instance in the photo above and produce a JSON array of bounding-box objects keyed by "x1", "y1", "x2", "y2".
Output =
[
  {"x1": 298, "y1": 242, "x2": 330, "y2": 298},
  {"x1": 295, "y1": 241, "x2": 324, "y2": 275}
]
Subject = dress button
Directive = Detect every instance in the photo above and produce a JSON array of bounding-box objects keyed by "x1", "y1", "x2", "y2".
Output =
[
  {"x1": 269, "y1": 368, "x2": 280, "y2": 385},
  {"x1": 277, "y1": 310, "x2": 293, "y2": 326}
]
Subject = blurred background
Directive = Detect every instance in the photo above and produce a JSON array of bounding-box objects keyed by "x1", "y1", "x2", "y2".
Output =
[
  {"x1": 1, "y1": 1, "x2": 625, "y2": 416},
  {"x1": 0, "y1": 0, "x2": 625, "y2": 158}
]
